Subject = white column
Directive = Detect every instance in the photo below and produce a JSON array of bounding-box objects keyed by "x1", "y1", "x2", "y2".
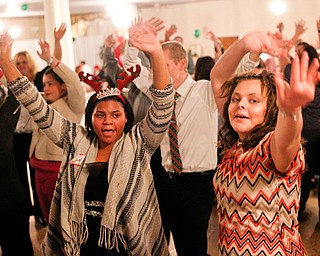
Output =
[{"x1": 43, "y1": 0, "x2": 75, "y2": 69}]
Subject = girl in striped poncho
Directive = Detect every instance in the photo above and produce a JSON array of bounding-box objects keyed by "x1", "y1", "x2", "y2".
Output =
[{"x1": 0, "y1": 17, "x2": 173, "y2": 256}]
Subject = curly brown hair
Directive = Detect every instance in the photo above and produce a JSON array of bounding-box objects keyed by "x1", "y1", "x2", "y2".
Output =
[{"x1": 218, "y1": 70, "x2": 278, "y2": 154}]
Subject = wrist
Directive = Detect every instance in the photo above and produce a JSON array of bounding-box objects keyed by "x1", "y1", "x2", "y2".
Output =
[
  {"x1": 237, "y1": 38, "x2": 251, "y2": 56},
  {"x1": 47, "y1": 56, "x2": 54, "y2": 66},
  {"x1": 248, "y1": 52, "x2": 261, "y2": 62},
  {"x1": 53, "y1": 60, "x2": 61, "y2": 69},
  {"x1": 279, "y1": 107, "x2": 301, "y2": 122},
  {"x1": 148, "y1": 46, "x2": 163, "y2": 57}
]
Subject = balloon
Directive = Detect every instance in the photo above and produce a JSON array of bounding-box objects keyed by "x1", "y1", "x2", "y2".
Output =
[
  {"x1": 194, "y1": 29, "x2": 200, "y2": 38},
  {"x1": 21, "y1": 4, "x2": 28, "y2": 11}
]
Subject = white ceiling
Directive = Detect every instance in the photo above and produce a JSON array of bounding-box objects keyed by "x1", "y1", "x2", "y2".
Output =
[{"x1": 0, "y1": 0, "x2": 203, "y2": 18}]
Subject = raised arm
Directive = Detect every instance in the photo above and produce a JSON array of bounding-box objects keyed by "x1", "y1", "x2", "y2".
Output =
[
  {"x1": 53, "y1": 22, "x2": 66, "y2": 61},
  {"x1": 0, "y1": 32, "x2": 21, "y2": 82},
  {"x1": 128, "y1": 17, "x2": 170, "y2": 90},
  {"x1": 276, "y1": 21, "x2": 284, "y2": 40},
  {"x1": 122, "y1": 40, "x2": 153, "y2": 98},
  {"x1": 37, "y1": 39, "x2": 60, "y2": 68},
  {"x1": 37, "y1": 38, "x2": 85, "y2": 114},
  {"x1": 123, "y1": 17, "x2": 165, "y2": 97},
  {"x1": 271, "y1": 52, "x2": 319, "y2": 172},
  {"x1": 210, "y1": 31, "x2": 284, "y2": 115},
  {"x1": 164, "y1": 24, "x2": 177, "y2": 42},
  {"x1": 207, "y1": 30, "x2": 224, "y2": 61},
  {"x1": 0, "y1": 31, "x2": 82, "y2": 149},
  {"x1": 101, "y1": 34, "x2": 122, "y2": 85},
  {"x1": 127, "y1": 18, "x2": 173, "y2": 150},
  {"x1": 291, "y1": 19, "x2": 307, "y2": 45}
]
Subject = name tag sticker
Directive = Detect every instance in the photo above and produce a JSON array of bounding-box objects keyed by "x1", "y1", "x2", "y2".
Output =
[{"x1": 69, "y1": 154, "x2": 85, "y2": 166}]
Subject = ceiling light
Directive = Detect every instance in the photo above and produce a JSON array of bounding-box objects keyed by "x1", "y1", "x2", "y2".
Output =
[
  {"x1": 269, "y1": 0, "x2": 287, "y2": 16},
  {"x1": 9, "y1": 26, "x2": 21, "y2": 39},
  {"x1": 106, "y1": 3, "x2": 137, "y2": 30}
]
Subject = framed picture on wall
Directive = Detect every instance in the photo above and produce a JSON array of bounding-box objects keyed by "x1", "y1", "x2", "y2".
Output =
[{"x1": 189, "y1": 44, "x2": 202, "y2": 58}]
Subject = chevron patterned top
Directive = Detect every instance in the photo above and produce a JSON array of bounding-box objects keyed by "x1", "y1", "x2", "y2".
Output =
[{"x1": 213, "y1": 132, "x2": 306, "y2": 255}]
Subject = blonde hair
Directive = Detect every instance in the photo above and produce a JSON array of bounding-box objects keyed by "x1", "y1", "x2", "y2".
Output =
[
  {"x1": 13, "y1": 51, "x2": 38, "y2": 81},
  {"x1": 161, "y1": 41, "x2": 187, "y2": 65}
]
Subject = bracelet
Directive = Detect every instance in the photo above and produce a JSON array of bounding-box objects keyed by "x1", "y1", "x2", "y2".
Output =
[
  {"x1": 47, "y1": 56, "x2": 54, "y2": 66},
  {"x1": 53, "y1": 60, "x2": 61, "y2": 69},
  {"x1": 280, "y1": 110, "x2": 299, "y2": 122}
]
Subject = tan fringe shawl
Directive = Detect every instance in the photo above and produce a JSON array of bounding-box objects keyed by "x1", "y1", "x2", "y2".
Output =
[
  {"x1": 42, "y1": 111, "x2": 171, "y2": 256},
  {"x1": 43, "y1": 130, "x2": 169, "y2": 256}
]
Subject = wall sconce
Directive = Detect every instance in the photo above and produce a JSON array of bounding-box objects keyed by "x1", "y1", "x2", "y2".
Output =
[{"x1": 269, "y1": 0, "x2": 287, "y2": 16}]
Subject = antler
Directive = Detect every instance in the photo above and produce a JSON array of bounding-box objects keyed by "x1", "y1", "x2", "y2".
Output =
[
  {"x1": 78, "y1": 71, "x2": 102, "y2": 92},
  {"x1": 78, "y1": 64, "x2": 141, "y2": 93},
  {"x1": 117, "y1": 64, "x2": 141, "y2": 91}
]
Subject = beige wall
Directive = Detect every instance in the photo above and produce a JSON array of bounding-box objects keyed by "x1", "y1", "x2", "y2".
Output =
[
  {"x1": 1, "y1": 16, "x2": 45, "y2": 40},
  {"x1": 1, "y1": 12, "x2": 109, "y2": 40},
  {"x1": 139, "y1": 0, "x2": 320, "y2": 57},
  {"x1": 3, "y1": 0, "x2": 320, "y2": 68},
  {"x1": 4, "y1": 12, "x2": 112, "y2": 70}
]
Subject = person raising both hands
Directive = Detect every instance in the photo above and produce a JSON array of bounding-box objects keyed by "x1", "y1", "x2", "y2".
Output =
[
  {"x1": 28, "y1": 37, "x2": 86, "y2": 223},
  {"x1": 210, "y1": 31, "x2": 319, "y2": 255},
  {"x1": 0, "y1": 17, "x2": 173, "y2": 256}
]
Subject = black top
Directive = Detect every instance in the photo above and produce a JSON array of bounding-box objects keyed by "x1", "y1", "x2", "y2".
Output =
[
  {"x1": 80, "y1": 162, "x2": 127, "y2": 256},
  {"x1": 302, "y1": 86, "x2": 320, "y2": 130},
  {"x1": 0, "y1": 92, "x2": 25, "y2": 215},
  {"x1": 34, "y1": 66, "x2": 50, "y2": 92},
  {"x1": 285, "y1": 64, "x2": 320, "y2": 130}
]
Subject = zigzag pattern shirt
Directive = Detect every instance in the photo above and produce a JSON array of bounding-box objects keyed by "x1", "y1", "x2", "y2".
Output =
[{"x1": 213, "y1": 132, "x2": 306, "y2": 255}]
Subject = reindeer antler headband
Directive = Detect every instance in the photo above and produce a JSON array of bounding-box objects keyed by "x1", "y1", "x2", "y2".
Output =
[{"x1": 78, "y1": 64, "x2": 141, "y2": 103}]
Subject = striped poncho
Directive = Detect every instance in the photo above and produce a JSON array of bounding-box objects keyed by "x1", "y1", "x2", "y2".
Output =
[{"x1": 8, "y1": 76, "x2": 174, "y2": 256}]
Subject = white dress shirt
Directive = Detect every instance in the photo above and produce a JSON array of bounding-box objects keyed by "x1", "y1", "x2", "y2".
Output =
[
  {"x1": 161, "y1": 75, "x2": 218, "y2": 173},
  {"x1": 123, "y1": 44, "x2": 259, "y2": 173}
]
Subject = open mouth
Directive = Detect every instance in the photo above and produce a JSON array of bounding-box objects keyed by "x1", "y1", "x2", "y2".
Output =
[
  {"x1": 235, "y1": 115, "x2": 248, "y2": 119},
  {"x1": 102, "y1": 129, "x2": 114, "y2": 134}
]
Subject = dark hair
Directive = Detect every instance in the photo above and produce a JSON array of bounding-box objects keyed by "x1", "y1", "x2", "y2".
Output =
[
  {"x1": 215, "y1": 45, "x2": 225, "y2": 55},
  {"x1": 218, "y1": 70, "x2": 278, "y2": 153},
  {"x1": 256, "y1": 58, "x2": 266, "y2": 69},
  {"x1": 44, "y1": 68, "x2": 64, "y2": 85},
  {"x1": 85, "y1": 93, "x2": 134, "y2": 141},
  {"x1": 194, "y1": 56, "x2": 215, "y2": 81},
  {"x1": 96, "y1": 71, "x2": 117, "y2": 88},
  {"x1": 285, "y1": 42, "x2": 320, "y2": 83}
]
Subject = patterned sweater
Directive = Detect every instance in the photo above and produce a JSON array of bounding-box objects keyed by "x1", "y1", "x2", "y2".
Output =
[
  {"x1": 8, "y1": 76, "x2": 174, "y2": 256},
  {"x1": 213, "y1": 132, "x2": 306, "y2": 256}
]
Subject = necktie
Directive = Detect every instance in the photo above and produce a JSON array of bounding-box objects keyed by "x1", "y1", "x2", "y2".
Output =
[{"x1": 169, "y1": 92, "x2": 183, "y2": 173}]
